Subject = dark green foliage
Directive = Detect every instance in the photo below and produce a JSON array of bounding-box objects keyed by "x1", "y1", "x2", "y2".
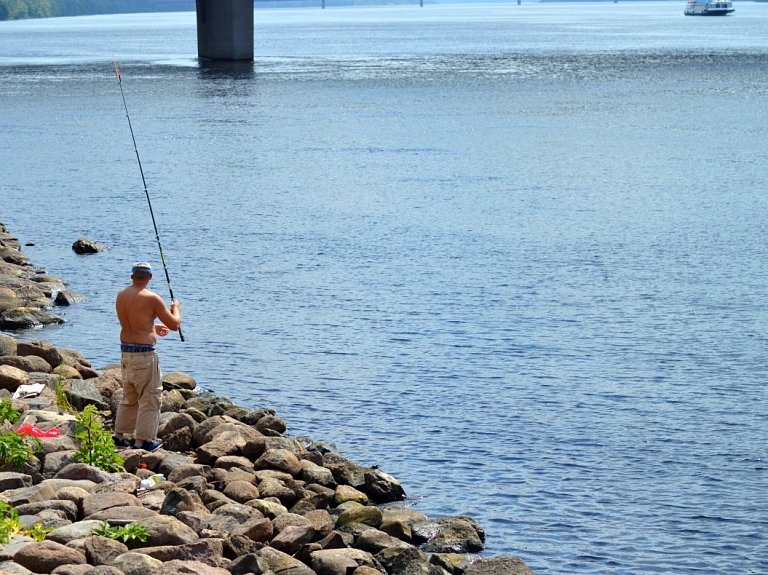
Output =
[
  {"x1": 0, "y1": 431, "x2": 40, "y2": 470},
  {"x1": 0, "y1": 0, "x2": 195, "y2": 21},
  {"x1": 0, "y1": 501, "x2": 54, "y2": 543},
  {"x1": 0, "y1": 399, "x2": 20, "y2": 425}
]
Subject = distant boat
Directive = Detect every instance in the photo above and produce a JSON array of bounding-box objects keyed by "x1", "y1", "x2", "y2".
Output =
[{"x1": 684, "y1": 0, "x2": 735, "y2": 15}]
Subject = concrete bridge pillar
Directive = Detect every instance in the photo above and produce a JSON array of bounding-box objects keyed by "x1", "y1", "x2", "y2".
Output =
[{"x1": 196, "y1": 0, "x2": 254, "y2": 61}]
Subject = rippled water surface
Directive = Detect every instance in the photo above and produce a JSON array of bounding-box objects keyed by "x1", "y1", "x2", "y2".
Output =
[{"x1": 2, "y1": 3, "x2": 768, "y2": 573}]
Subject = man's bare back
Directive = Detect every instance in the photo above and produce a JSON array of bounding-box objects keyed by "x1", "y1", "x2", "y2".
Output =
[{"x1": 116, "y1": 271, "x2": 181, "y2": 345}]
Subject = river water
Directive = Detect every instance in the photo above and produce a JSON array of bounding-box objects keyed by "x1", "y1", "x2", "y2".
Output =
[{"x1": 2, "y1": 3, "x2": 768, "y2": 573}]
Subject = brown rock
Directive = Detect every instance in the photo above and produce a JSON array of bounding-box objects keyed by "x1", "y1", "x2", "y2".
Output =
[
  {"x1": 232, "y1": 517, "x2": 274, "y2": 543},
  {"x1": 222, "y1": 480, "x2": 260, "y2": 504},
  {"x1": 322, "y1": 452, "x2": 369, "y2": 488},
  {"x1": 54, "y1": 364, "x2": 82, "y2": 380},
  {"x1": 86, "y1": 506, "x2": 159, "y2": 522},
  {"x1": 15, "y1": 499, "x2": 77, "y2": 522},
  {"x1": 3, "y1": 482, "x2": 56, "y2": 506},
  {"x1": 82, "y1": 491, "x2": 144, "y2": 518},
  {"x1": 259, "y1": 546, "x2": 315, "y2": 575},
  {"x1": 0, "y1": 333, "x2": 18, "y2": 356},
  {"x1": 304, "y1": 509, "x2": 334, "y2": 539},
  {"x1": 333, "y1": 485, "x2": 369, "y2": 506},
  {"x1": 138, "y1": 539, "x2": 224, "y2": 567},
  {"x1": 380, "y1": 518, "x2": 412, "y2": 542},
  {"x1": 242, "y1": 437, "x2": 305, "y2": 461},
  {"x1": 158, "y1": 412, "x2": 197, "y2": 437},
  {"x1": 336, "y1": 506, "x2": 383, "y2": 529},
  {"x1": 16, "y1": 340, "x2": 63, "y2": 369},
  {"x1": 163, "y1": 371, "x2": 197, "y2": 391},
  {"x1": 84, "y1": 535, "x2": 129, "y2": 566},
  {"x1": 300, "y1": 462, "x2": 336, "y2": 488},
  {"x1": 213, "y1": 455, "x2": 254, "y2": 473},
  {"x1": 59, "y1": 348, "x2": 91, "y2": 368},
  {"x1": 166, "y1": 463, "x2": 215, "y2": 485},
  {"x1": 270, "y1": 523, "x2": 316, "y2": 555},
  {"x1": 71, "y1": 237, "x2": 105, "y2": 255},
  {"x1": 255, "y1": 415, "x2": 287, "y2": 436},
  {"x1": 247, "y1": 498, "x2": 287, "y2": 520},
  {"x1": 355, "y1": 528, "x2": 411, "y2": 554},
  {"x1": 176, "y1": 510, "x2": 209, "y2": 534},
  {"x1": 160, "y1": 488, "x2": 209, "y2": 517},
  {"x1": 310, "y1": 548, "x2": 380, "y2": 572},
  {"x1": 0, "y1": 364, "x2": 29, "y2": 392},
  {"x1": 112, "y1": 551, "x2": 163, "y2": 574},
  {"x1": 50, "y1": 565, "x2": 93, "y2": 575},
  {"x1": 148, "y1": 559, "x2": 230, "y2": 574},
  {"x1": 223, "y1": 535, "x2": 263, "y2": 561},
  {"x1": 464, "y1": 556, "x2": 535, "y2": 575},
  {"x1": 0, "y1": 471, "x2": 32, "y2": 491},
  {"x1": 161, "y1": 426, "x2": 193, "y2": 452},
  {"x1": 12, "y1": 540, "x2": 87, "y2": 573},
  {"x1": 208, "y1": 502, "x2": 263, "y2": 531},
  {"x1": 312, "y1": 553, "x2": 360, "y2": 575},
  {"x1": 419, "y1": 518, "x2": 484, "y2": 554},
  {"x1": 254, "y1": 449, "x2": 302, "y2": 476},
  {"x1": 137, "y1": 514, "x2": 200, "y2": 547},
  {"x1": 257, "y1": 477, "x2": 296, "y2": 507},
  {"x1": 0, "y1": 355, "x2": 39, "y2": 373},
  {"x1": 196, "y1": 430, "x2": 247, "y2": 465}
]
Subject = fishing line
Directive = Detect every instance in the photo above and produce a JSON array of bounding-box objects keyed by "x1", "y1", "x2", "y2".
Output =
[{"x1": 114, "y1": 60, "x2": 184, "y2": 342}]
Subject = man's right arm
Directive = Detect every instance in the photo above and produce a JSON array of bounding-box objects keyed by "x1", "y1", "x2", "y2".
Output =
[{"x1": 153, "y1": 295, "x2": 181, "y2": 331}]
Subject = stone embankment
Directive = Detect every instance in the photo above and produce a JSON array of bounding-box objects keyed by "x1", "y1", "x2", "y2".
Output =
[
  {"x1": 0, "y1": 222, "x2": 86, "y2": 331},
  {"x1": 0, "y1": 222, "x2": 535, "y2": 575}
]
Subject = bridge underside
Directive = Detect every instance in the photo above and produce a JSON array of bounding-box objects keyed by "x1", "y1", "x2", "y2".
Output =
[{"x1": 196, "y1": 0, "x2": 254, "y2": 61}]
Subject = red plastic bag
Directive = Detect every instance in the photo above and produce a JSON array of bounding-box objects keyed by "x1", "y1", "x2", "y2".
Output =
[{"x1": 15, "y1": 424, "x2": 61, "y2": 438}]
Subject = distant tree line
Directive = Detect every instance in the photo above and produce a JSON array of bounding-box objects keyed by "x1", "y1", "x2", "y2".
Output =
[{"x1": 0, "y1": 0, "x2": 195, "y2": 21}]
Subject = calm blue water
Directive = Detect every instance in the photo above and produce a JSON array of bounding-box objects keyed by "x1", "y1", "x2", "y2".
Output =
[{"x1": 2, "y1": 3, "x2": 768, "y2": 572}]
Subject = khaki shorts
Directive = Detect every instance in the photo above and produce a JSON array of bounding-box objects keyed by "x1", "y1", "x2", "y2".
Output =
[{"x1": 114, "y1": 350, "x2": 162, "y2": 442}]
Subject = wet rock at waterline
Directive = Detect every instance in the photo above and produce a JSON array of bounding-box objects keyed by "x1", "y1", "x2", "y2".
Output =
[{"x1": 71, "y1": 237, "x2": 107, "y2": 255}]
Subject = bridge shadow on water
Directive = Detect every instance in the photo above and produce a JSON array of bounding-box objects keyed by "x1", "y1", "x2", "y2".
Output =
[{"x1": 197, "y1": 59, "x2": 255, "y2": 80}]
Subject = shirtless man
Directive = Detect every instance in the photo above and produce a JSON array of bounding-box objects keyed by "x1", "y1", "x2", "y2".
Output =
[{"x1": 113, "y1": 262, "x2": 181, "y2": 451}]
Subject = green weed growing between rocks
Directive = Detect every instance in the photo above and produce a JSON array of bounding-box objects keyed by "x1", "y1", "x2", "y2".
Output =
[
  {"x1": 0, "y1": 501, "x2": 51, "y2": 543},
  {"x1": 90, "y1": 521, "x2": 149, "y2": 543},
  {"x1": 0, "y1": 430, "x2": 40, "y2": 470},
  {"x1": 0, "y1": 398, "x2": 20, "y2": 424},
  {"x1": 73, "y1": 405, "x2": 124, "y2": 472},
  {"x1": 55, "y1": 364, "x2": 75, "y2": 413},
  {"x1": 0, "y1": 396, "x2": 40, "y2": 470}
]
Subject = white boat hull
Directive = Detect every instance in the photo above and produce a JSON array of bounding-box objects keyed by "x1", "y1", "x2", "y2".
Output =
[{"x1": 684, "y1": 0, "x2": 735, "y2": 15}]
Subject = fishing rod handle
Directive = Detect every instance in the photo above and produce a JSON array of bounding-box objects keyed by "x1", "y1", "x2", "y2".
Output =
[{"x1": 170, "y1": 298, "x2": 184, "y2": 342}]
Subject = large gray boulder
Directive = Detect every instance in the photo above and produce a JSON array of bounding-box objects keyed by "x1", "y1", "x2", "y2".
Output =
[{"x1": 65, "y1": 379, "x2": 110, "y2": 412}]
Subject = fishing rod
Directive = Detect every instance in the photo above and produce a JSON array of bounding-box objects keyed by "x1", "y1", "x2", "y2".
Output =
[{"x1": 114, "y1": 60, "x2": 185, "y2": 342}]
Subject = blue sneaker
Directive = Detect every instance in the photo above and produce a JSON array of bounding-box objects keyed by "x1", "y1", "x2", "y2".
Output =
[
  {"x1": 112, "y1": 435, "x2": 131, "y2": 448},
  {"x1": 131, "y1": 440, "x2": 163, "y2": 452}
]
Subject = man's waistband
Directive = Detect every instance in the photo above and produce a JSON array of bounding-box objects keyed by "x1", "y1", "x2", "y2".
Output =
[{"x1": 120, "y1": 343, "x2": 156, "y2": 353}]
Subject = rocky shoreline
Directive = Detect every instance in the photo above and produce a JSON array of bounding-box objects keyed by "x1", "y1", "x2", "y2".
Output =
[{"x1": 0, "y1": 221, "x2": 535, "y2": 575}]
